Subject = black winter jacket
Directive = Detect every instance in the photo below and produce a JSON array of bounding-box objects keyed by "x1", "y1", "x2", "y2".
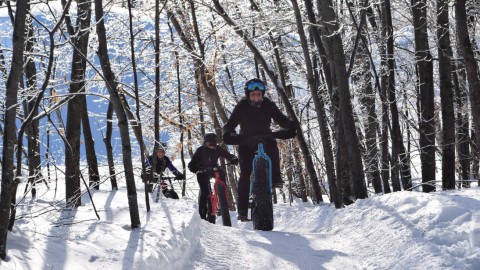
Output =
[
  {"x1": 223, "y1": 97, "x2": 296, "y2": 145},
  {"x1": 188, "y1": 145, "x2": 236, "y2": 173}
]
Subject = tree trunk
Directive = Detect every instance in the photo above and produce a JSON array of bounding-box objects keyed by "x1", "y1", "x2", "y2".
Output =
[
  {"x1": 81, "y1": 96, "x2": 100, "y2": 190},
  {"x1": 0, "y1": 0, "x2": 28, "y2": 260},
  {"x1": 351, "y1": 4, "x2": 382, "y2": 194},
  {"x1": 291, "y1": 0, "x2": 330, "y2": 202},
  {"x1": 304, "y1": 0, "x2": 343, "y2": 204},
  {"x1": 104, "y1": 102, "x2": 118, "y2": 190},
  {"x1": 455, "y1": 0, "x2": 480, "y2": 161},
  {"x1": 95, "y1": 0, "x2": 140, "y2": 228},
  {"x1": 382, "y1": 0, "x2": 412, "y2": 191},
  {"x1": 127, "y1": 0, "x2": 150, "y2": 211},
  {"x1": 412, "y1": 0, "x2": 436, "y2": 192},
  {"x1": 24, "y1": 18, "x2": 42, "y2": 198},
  {"x1": 453, "y1": 34, "x2": 470, "y2": 187},
  {"x1": 316, "y1": 0, "x2": 368, "y2": 199},
  {"x1": 65, "y1": 0, "x2": 92, "y2": 207},
  {"x1": 436, "y1": 0, "x2": 456, "y2": 190}
]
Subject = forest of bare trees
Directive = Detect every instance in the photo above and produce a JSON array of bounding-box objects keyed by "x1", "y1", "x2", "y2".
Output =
[{"x1": 0, "y1": 0, "x2": 479, "y2": 260}]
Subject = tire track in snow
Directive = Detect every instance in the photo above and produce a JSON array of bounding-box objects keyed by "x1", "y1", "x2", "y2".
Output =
[{"x1": 191, "y1": 215, "x2": 358, "y2": 270}]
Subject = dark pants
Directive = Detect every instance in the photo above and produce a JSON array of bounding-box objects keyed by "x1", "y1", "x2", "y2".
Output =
[
  {"x1": 237, "y1": 138, "x2": 280, "y2": 216},
  {"x1": 197, "y1": 169, "x2": 226, "y2": 220}
]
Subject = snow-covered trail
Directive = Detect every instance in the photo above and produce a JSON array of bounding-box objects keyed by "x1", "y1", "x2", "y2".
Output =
[
  {"x1": 3, "y1": 173, "x2": 480, "y2": 270},
  {"x1": 191, "y1": 215, "x2": 358, "y2": 270},
  {"x1": 189, "y1": 188, "x2": 480, "y2": 270}
]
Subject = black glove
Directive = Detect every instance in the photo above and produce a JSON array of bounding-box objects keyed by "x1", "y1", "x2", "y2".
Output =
[
  {"x1": 230, "y1": 157, "x2": 239, "y2": 165},
  {"x1": 198, "y1": 168, "x2": 214, "y2": 175},
  {"x1": 141, "y1": 170, "x2": 151, "y2": 182},
  {"x1": 175, "y1": 173, "x2": 185, "y2": 180},
  {"x1": 223, "y1": 131, "x2": 246, "y2": 145}
]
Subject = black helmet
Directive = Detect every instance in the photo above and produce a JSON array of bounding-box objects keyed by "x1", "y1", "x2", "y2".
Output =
[
  {"x1": 204, "y1": 133, "x2": 217, "y2": 143},
  {"x1": 244, "y1": 78, "x2": 266, "y2": 98}
]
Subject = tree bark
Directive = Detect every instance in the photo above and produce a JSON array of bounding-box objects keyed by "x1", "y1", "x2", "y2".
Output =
[
  {"x1": 0, "y1": 0, "x2": 28, "y2": 260},
  {"x1": 291, "y1": 0, "x2": 331, "y2": 203},
  {"x1": 455, "y1": 0, "x2": 480, "y2": 161},
  {"x1": 381, "y1": 0, "x2": 413, "y2": 191},
  {"x1": 127, "y1": 0, "x2": 150, "y2": 211},
  {"x1": 436, "y1": 0, "x2": 456, "y2": 190},
  {"x1": 412, "y1": 0, "x2": 436, "y2": 192},
  {"x1": 316, "y1": 0, "x2": 368, "y2": 199},
  {"x1": 350, "y1": 2, "x2": 382, "y2": 194},
  {"x1": 24, "y1": 18, "x2": 42, "y2": 198},
  {"x1": 95, "y1": 0, "x2": 140, "y2": 228},
  {"x1": 81, "y1": 97, "x2": 100, "y2": 190},
  {"x1": 65, "y1": 0, "x2": 92, "y2": 207},
  {"x1": 104, "y1": 102, "x2": 118, "y2": 190}
]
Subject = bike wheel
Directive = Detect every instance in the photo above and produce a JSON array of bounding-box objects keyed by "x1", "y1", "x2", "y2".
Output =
[
  {"x1": 206, "y1": 194, "x2": 216, "y2": 224},
  {"x1": 216, "y1": 184, "x2": 232, "y2": 227},
  {"x1": 251, "y1": 157, "x2": 274, "y2": 231}
]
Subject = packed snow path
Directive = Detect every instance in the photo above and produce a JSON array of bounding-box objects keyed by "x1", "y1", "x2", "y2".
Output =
[{"x1": 3, "y1": 184, "x2": 480, "y2": 269}]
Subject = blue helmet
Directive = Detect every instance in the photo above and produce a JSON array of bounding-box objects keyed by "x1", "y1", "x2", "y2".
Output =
[{"x1": 244, "y1": 78, "x2": 266, "y2": 98}]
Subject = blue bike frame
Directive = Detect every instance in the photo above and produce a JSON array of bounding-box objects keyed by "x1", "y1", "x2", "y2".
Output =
[{"x1": 249, "y1": 142, "x2": 273, "y2": 195}]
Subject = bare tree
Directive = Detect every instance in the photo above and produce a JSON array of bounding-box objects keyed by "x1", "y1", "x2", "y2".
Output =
[
  {"x1": 94, "y1": 0, "x2": 141, "y2": 228},
  {"x1": 0, "y1": 0, "x2": 29, "y2": 260},
  {"x1": 411, "y1": 0, "x2": 436, "y2": 192},
  {"x1": 24, "y1": 17, "x2": 43, "y2": 198},
  {"x1": 65, "y1": 0, "x2": 92, "y2": 207},
  {"x1": 104, "y1": 102, "x2": 118, "y2": 190},
  {"x1": 316, "y1": 0, "x2": 368, "y2": 200},
  {"x1": 455, "y1": 0, "x2": 480, "y2": 164},
  {"x1": 436, "y1": 0, "x2": 456, "y2": 190}
]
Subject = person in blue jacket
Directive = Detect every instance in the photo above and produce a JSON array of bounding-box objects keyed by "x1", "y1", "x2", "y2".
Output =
[{"x1": 144, "y1": 145, "x2": 184, "y2": 192}]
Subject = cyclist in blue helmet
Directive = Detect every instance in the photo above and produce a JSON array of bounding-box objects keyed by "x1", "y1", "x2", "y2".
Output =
[{"x1": 223, "y1": 78, "x2": 296, "y2": 221}]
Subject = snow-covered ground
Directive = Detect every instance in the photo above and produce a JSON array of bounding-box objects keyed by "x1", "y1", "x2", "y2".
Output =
[{"x1": 1, "y1": 165, "x2": 480, "y2": 270}]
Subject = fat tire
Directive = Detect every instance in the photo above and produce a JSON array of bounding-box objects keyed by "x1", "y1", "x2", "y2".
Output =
[
  {"x1": 216, "y1": 184, "x2": 232, "y2": 226},
  {"x1": 251, "y1": 157, "x2": 274, "y2": 231}
]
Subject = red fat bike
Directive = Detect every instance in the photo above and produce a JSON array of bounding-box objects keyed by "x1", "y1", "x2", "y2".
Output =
[{"x1": 199, "y1": 166, "x2": 233, "y2": 226}]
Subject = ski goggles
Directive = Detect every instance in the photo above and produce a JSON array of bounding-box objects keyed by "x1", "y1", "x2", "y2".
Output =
[{"x1": 246, "y1": 81, "x2": 266, "y2": 92}]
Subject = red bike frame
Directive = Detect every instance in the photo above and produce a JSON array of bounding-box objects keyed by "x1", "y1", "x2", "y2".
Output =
[{"x1": 208, "y1": 168, "x2": 230, "y2": 216}]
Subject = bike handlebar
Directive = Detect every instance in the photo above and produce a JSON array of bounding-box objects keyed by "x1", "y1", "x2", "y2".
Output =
[
  {"x1": 151, "y1": 173, "x2": 176, "y2": 179},
  {"x1": 195, "y1": 163, "x2": 236, "y2": 174}
]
